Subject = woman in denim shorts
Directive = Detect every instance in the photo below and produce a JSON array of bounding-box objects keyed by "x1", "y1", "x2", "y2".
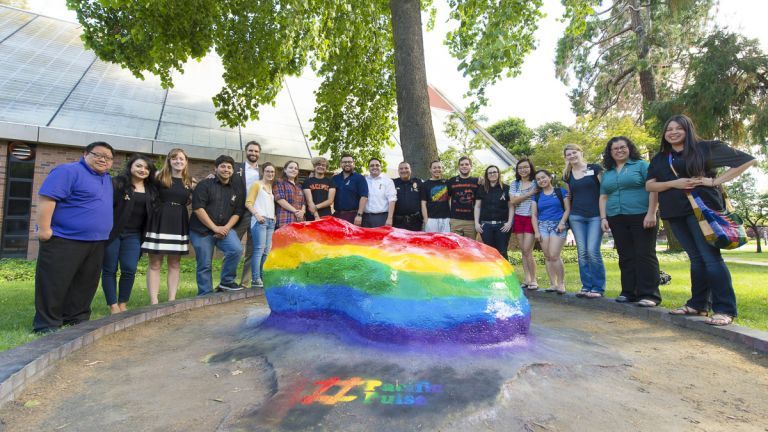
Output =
[{"x1": 531, "y1": 170, "x2": 570, "y2": 294}]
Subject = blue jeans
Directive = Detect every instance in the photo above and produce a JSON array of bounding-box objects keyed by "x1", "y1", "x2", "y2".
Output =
[
  {"x1": 250, "y1": 218, "x2": 276, "y2": 283},
  {"x1": 667, "y1": 215, "x2": 736, "y2": 316},
  {"x1": 190, "y1": 230, "x2": 243, "y2": 295},
  {"x1": 101, "y1": 232, "x2": 142, "y2": 305},
  {"x1": 568, "y1": 214, "x2": 606, "y2": 292}
]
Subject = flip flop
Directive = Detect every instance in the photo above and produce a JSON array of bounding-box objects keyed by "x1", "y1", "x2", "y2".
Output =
[
  {"x1": 637, "y1": 299, "x2": 657, "y2": 307},
  {"x1": 585, "y1": 292, "x2": 603, "y2": 299},
  {"x1": 705, "y1": 314, "x2": 733, "y2": 326},
  {"x1": 575, "y1": 290, "x2": 589, "y2": 298},
  {"x1": 669, "y1": 305, "x2": 707, "y2": 316}
]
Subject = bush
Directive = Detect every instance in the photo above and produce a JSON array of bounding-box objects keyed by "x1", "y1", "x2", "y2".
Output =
[
  {"x1": 507, "y1": 246, "x2": 688, "y2": 265},
  {"x1": 0, "y1": 259, "x2": 36, "y2": 282}
]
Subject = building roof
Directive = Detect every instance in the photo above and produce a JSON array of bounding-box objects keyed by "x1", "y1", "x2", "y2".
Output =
[{"x1": 0, "y1": 5, "x2": 514, "y2": 171}]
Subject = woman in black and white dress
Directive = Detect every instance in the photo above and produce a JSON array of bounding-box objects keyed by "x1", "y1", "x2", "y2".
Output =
[{"x1": 142, "y1": 148, "x2": 195, "y2": 304}]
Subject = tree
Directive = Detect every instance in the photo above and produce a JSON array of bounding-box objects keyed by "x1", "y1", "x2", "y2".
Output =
[
  {"x1": 556, "y1": 0, "x2": 713, "y2": 120},
  {"x1": 531, "y1": 115, "x2": 655, "y2": 178},
  {"x1": 440, "y1": 110, "x2": 488, "y2": 178},
  {"x1": 486, "y1": 117, "x2": 534, "y2": 157},
  {"x1": 67, "y1": 0, "x2": 548, "y2": 177},
  {"x1": 533, "y1": 121, "x2": 570, "y2": 145},
  {"x1": 727, "y1": 172, "x2": 768, "y2": 253},
  {"x1": 648, "y1": 30, "x2": 768, "y2": 154}
]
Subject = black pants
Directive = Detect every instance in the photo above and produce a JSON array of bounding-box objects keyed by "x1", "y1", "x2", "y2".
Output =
[
  {"x1": 393, "y1": 213, "x2": 422, "y2": 231},
  {"x1": 480, "y1": 222, "x2": 511, "y2": 260},
  {"x1": 33, "y1": 236, "x2": 106, "y2": 333},
  {"x1": 607, "y1": 214, "x2": 661, "y2": 303}
]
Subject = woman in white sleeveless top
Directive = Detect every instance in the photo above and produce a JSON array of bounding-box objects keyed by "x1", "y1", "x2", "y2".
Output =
[{"x1": 245, "y1": 163, "x2": 276, "y2": 290}]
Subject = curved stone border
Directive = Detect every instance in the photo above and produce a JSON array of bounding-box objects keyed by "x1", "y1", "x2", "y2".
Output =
[
  {"x1": 526, "y1": 290, "x2": 768, "y2": 354},
  {"x1": 0, "y1": 290, "x2": 260, "y2": 408}
]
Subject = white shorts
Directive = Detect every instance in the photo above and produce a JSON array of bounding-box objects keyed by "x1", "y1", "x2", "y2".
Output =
[{"x1": 424, "y1": 218, "x2": 451, "y2": 233}]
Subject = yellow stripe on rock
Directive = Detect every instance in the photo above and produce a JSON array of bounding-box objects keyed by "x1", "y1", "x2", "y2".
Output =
[{"x1": 265, "y1": 242, "x2": 512, "y2": 279}]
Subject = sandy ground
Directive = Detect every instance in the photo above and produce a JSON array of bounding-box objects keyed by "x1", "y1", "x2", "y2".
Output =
[{"x1": 0, "y1": 296, "x2": 766, "y2": 432}]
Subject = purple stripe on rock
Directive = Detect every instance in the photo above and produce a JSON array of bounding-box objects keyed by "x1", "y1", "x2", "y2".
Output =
[{"x1": 260, "y1": 310, "x2": 529, "y2": 346}]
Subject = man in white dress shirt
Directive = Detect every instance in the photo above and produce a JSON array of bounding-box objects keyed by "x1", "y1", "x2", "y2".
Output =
[{"x1": 363, "y1": 158, "x2": 397, "y2": 228}]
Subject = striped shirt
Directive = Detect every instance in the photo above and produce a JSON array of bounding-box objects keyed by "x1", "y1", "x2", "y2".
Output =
[{"x1": 510, "y1": 180, "x2": 536, "y2": 216}]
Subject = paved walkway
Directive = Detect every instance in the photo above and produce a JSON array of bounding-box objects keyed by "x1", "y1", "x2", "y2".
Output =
[{"x1": 723, "y1": 258, "x2": 768, "y2": 266}]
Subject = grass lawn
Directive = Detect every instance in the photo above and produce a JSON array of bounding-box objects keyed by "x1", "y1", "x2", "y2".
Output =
[
  {"x1": 0, "y1": 257, "x2": 224, "y2": 352},
  {"x1": 721, "y1": 241, "x2": 768, "y2": 263},
  {"x1": 1, "y1": 249, "x2": 766, "y2": 352}
]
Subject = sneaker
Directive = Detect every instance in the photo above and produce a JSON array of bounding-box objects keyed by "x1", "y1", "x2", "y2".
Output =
[
  {"x1": 615, "y1": 296, "x2": 631, "y2": 303},
  {"x1": 252, "y1": 278, "x2": 264, "y2": 288},
  {"x1": 217, "y1": 282, "x2": 243, "y2": 292}
]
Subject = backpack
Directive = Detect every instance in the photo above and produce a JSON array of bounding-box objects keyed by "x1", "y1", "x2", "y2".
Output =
[{"x1": 534, "y1": 188, "x2": 565, "y2": 210}]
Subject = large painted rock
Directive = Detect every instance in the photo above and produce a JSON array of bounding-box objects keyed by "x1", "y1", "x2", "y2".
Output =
[{"x1": 262, "y1": 218, "x2": 530, "y2": 345}]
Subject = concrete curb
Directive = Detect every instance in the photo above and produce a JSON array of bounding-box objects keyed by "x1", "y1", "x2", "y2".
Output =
[
  {"x1": 525, "y1": 289, "x2": 768, "y2": 354},
  {"x1": 0, "y1": 289, "x2": 260, "y2": 409}
]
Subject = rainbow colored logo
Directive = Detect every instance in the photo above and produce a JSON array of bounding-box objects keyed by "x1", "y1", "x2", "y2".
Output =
[{"x1": 262, "y1": 218, "x2": 530, "y2": 345}]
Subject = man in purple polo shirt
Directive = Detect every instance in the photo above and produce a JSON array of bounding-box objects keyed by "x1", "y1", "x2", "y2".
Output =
[{"x1": 33, "y1": 142, "x2": 115, "y2": 334}]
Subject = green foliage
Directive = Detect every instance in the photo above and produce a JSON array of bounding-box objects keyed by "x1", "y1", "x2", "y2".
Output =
[
  {"x1": 440, "y1": 110, "x2": 488, "y2": 178},
  {"x1": 69, "y1": 0, "x2": 550, "y2": 167},
  {"x1": 647, "y1": 31, "x2": 768, "y2": 153},
  {"x1": 555, "y1": 0, "x2": 714, "y2": 118},
  {"x1": 445, "y1": 0, "x2": 545, "y2": 109},
  {"x1": 533, "y1": 121, "x2": 570, "y2": 145},
  {"x1": 531, "y1": 115, "x2": 657, "y2": 177},
  {"x1": 0, "y1": 259, "x2": 35, "y2": 282},
  {"x1": 486, "y1": 117, "x2": 534, "y2": 157}
]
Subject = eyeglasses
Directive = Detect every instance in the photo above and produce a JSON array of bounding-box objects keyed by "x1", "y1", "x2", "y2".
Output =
[
  {"x1": 611, "y1": 146, "x2": 629, "y2": 151},
  {"x1": 88, "y1": 151, "x2": 114, "y2": 162},
  {"x1": 487, "y1": 171, "x2": 499, "y2": 175}
]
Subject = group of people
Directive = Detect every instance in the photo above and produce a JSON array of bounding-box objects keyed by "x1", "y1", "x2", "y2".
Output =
[{"x1": 32, "y1": 114, "x2": 755, "y2": 334}]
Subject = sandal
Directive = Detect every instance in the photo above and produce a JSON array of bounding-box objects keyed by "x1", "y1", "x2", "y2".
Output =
[
  {"x1": 525, "y1": 283, "x2": 539, "y2": 291},
  {"x1": 575, "y1": 289, "x2": 589, "y2": 298},
  {"x1": 555, "y1": 288, "x2": 566, "y2": 295},
  {"x1": 637, "y1": 299, "x2": 657, "y2": 308},
  {"x1": 585, "y1": 292, "x2": 603, "y2": 299},
  {"x1": 669, "y1": 305, "x2": 708, "y2": 316},
  {"x1": 705, "y1": 314, "x2": 733, "y2": 326}
]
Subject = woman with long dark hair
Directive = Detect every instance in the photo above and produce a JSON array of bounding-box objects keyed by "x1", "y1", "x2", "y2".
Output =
[
  {"x1": 102, "y1": 154, "x2": 158, "y2": 313},
  {"x1": 531, "y1": 169, "x2": 570, "y2": 294},
  {"x1": 141, "y1": 148, "x2": 195, "y2": 304},
  {"x1": 599, "y1": 137, "x2": 661, "y2": 307},
  {"x1": 273, "y1": 160, "x2": 306, "y2": 228},
  {"x1": 646, "y1": 114, "x2": 755, "y2": 325},
  {"x1": 509, "y1": 158, "x2": 538, "y2": 290},
  {"x1": 474, "y1": 165, "x2": 513, "y2": 259}
]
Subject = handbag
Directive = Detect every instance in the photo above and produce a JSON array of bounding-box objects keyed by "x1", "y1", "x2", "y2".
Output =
[{"x1": 668, "y1": 154, "x2": 747, "y2": 249}]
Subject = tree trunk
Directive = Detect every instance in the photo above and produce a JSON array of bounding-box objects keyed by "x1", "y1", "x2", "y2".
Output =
[
  {"x1": 629, "y1": 0, "x2": 657, "y2": 107},
  {"x1": 661, "y1": 220, "x2": 683, "y2": 252},
  {"x1": 389, "y1": 0, "x2": 439, "y2": 178}
]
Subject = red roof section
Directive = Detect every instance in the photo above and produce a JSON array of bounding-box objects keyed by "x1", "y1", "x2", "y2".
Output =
[{"x1": 427, "y1": 86, "x2": 454, "y2": 112}]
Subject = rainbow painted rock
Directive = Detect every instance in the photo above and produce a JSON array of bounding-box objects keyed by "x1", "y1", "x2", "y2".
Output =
[{"x1": 262, "y1": 218, "x2": 530, "y2": 345}]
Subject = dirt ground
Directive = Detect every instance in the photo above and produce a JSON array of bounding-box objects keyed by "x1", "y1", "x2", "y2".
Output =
[{"x1": 0, "y1": 296, "x2": 766, "y2": 432}]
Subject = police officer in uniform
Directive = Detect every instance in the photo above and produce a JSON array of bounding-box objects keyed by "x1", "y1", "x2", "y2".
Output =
[{"x1": 392, "y1": 161, "x2": 423, "y2": 231}]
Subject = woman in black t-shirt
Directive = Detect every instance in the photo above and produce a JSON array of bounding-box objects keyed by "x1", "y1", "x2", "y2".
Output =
[
  {"x1": 646, "y1": 114, "x2": 755, "y2": 326},
  {"x1": 473, "y1": 165, "x2": 513, "y2": 259},
  {"x1": 102, "y1": 154, "x2": 158, "y2": 314}
]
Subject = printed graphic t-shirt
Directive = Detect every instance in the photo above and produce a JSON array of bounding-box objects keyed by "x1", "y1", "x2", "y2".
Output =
[
  {"x1": 420, "y1": 179, "x2": 450, "y2": 219},
  {"x1": 447, "y1": 176, "x2": 479, "y2": 220}
]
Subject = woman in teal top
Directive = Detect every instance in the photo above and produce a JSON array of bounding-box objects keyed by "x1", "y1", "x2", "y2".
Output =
[{"x1": 598, "y1": 136, "x2": 661, "y2": 307}]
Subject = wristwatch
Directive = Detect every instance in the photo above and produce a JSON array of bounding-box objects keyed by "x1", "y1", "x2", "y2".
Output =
[{"x1": 357, "y1": 212, "x2": 363, "y2": 217}]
